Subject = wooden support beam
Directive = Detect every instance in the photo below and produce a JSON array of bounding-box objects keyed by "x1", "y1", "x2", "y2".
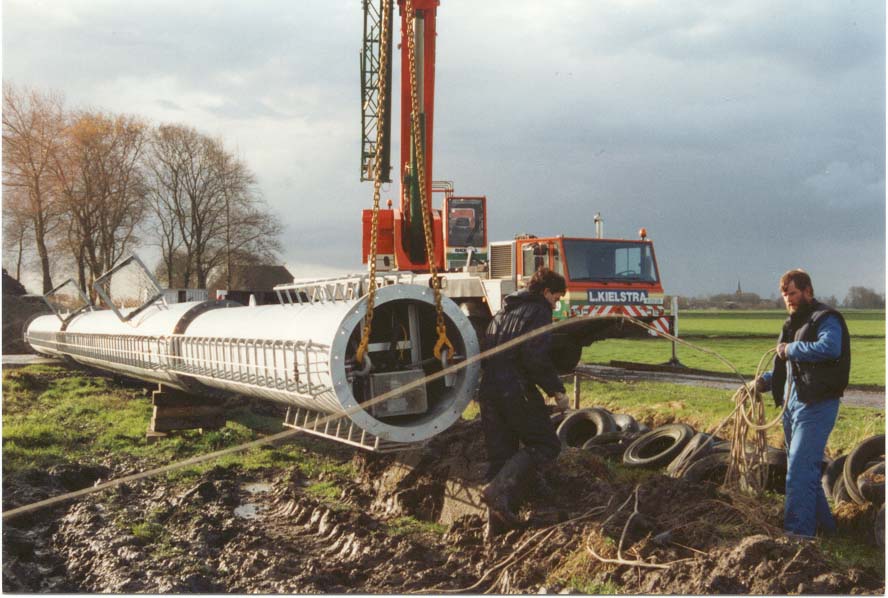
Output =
[{"x1": 146, "y1": 385, "x2": 227, "y2": 441}]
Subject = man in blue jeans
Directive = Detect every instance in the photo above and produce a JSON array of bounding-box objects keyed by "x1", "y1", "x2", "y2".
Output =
[{"x1": 756, "y1": 269, "x2": 851, "y2": 538}]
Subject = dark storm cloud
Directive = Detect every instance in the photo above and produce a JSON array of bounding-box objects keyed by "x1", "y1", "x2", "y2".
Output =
[{"x1": 2, "y1": 0, "x2": 884, "y2": 298}]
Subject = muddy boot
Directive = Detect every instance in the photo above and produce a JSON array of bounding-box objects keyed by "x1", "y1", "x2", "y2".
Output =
[{"x1": 481, "y1": 450, "x2": 533, "y2": 533}]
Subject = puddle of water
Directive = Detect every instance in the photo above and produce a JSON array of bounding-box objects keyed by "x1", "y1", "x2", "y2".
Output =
[
  {"x1": 243, "y1": 482, "x2": 272, "y2": 494},
  {"x1": 234, "y1": 482, "x2": 271, "y2": 519},
  {"x1": 234, "y1": 503, "x2": 260, "y2": 519}
]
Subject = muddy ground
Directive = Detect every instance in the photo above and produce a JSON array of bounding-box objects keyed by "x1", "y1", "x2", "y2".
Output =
[{"x1": 3, "y1": 415, "x2": 884, "y2": 594}]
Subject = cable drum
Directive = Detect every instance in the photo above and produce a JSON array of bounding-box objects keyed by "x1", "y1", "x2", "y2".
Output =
[{"x1": 622, "y1": 423, "x2": 695, "y2": 468}]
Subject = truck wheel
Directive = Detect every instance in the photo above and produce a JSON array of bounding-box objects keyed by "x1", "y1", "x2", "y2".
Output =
[
  {"x1": 550, "y1": 342, "x2": 582, "y2": 374},
  {"x1": 623, "y1": 424, "x2": 695, "y2": 469},
  {"x1": 556, "y1": 408, "x2": 617, "y2": 448}
]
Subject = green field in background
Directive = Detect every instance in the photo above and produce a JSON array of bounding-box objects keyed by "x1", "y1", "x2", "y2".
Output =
[
  {"x1": 677, "y1": 309, "x2": 885, "y2": 338},
  {"x1": 600, "y1": 309, "x2": 887, "y2": 386}
]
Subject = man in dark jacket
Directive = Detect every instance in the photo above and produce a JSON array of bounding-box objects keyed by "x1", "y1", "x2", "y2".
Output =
[
  {"x1": 756, "y1": 269, "x2": 850, "y2": 538},
  {"x1": 478, "y1": 268, "x2": 570, "y2": 530}
]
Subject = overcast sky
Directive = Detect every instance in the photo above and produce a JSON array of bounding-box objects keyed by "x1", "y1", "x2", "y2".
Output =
[{"x1": 3, "y1": 0, "x2": 885, "y2": 300}]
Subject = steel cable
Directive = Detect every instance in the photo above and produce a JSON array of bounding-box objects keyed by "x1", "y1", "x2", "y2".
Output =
[{"x1": 4, "y1": 313, "x2": 768, "y2": 521}]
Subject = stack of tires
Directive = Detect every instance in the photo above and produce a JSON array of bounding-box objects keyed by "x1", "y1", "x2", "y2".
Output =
[
  {"x1": 821, "y1": 434, "x2": 885, "y2": 547},
  {"x1": 553, "y1": 408, "x2": 649, "y2": 461},
  {"x1": 555, "y1": 408, "x2": 788, "y2": 492}
]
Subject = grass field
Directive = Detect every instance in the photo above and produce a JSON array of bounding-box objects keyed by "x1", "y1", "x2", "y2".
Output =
[
  {"x1": 582, "y1": 309, "x2": 886, "y2": 387},
  {"x1": 678, "y1": 309, "x2": 885, "y2": 338}
]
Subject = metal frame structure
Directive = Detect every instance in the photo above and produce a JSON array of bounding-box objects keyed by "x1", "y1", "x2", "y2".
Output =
[
  {"x1": 92, "y1": 254, "x2": 167, "y2": 323},
  {"x1": 283, "y1": 405, "x2": 418, "y2": 452},
  {"x1": 360, "y1": 0, "x2": 393, "y2": 182},
  {"x1": 27, "y1": 272, "x2": 481, "y2": 453},
  {"x1": 42, "y1": 278, "x2": 94, "y2": 324}
]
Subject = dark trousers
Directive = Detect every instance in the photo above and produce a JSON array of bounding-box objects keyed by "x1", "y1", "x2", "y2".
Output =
[{"x1": 479, "y1": 385, "x2": 561, "y2": 480}]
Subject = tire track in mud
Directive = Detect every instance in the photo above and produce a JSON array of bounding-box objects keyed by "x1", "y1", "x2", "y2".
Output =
[{"x1": 3, "y1": 419, "x2": 884, "y2": 594}]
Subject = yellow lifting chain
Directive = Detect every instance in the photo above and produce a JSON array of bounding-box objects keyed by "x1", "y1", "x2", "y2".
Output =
[
  {"x1": 404, "y1": 0, "x2": 454, "y2": 361},
  {"x1": 358, "y1": 0, "x2": 454, "y2": 366},
  {"x1": 356, "y1": 0, "x2": 392, "y2": 366}
]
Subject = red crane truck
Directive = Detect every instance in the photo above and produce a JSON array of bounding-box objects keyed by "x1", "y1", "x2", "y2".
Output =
[{"x1": 359, "y1": 0, "x2": 671, "y2": 372}]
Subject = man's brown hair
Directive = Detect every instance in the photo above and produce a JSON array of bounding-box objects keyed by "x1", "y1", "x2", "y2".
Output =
[
  {"x1": 528, "y1": 268, "x2": 566, "y2": 295},
  {"x1": 780, "y1": 269, "x2": 814, "y2": 295}
]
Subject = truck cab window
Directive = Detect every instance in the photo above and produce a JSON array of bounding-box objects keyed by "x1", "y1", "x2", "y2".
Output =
[
  {"x1": 563, "y1": 240, "x2": 659, "y2": 283},
  {"x1": 521, "y1": 242, "x2": 551, "y2": 276}
]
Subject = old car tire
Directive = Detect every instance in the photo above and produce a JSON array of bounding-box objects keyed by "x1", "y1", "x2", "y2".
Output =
[
  {"x1": 832, "y1": 475, "x2": 852, "y2": 504},
  {"x1": 681, "y1": 452, "x2": 730, "y2": 484},
  {"x1": 822, "y1": 455, "x2": 847, "y2": 502},
  {"x1": 623, "y1": 423, "x2": 695, "y2": 469},
  {"x1": 581, "y1": 432, "x2": 624, "y2": 449},
  {"x1": 763, "y1": 448, "x2": 788, "y2": 494},
  {"x1": 844, "y1": 435, "x2": 885, "y2": 505},
  {"x1": 556, "y1": 408, "x2": 617, "y2": 448},
  {"x1": 666, "y1": 432, "x2": 722, "y2": 476},
  {"x1": 875, "y1": 504, "x2": 885, "y2": 548},
  {"x1": 611, "y1": 413, "x2": 639, "y2": 433},
  {"x1": 857, "y1": 461, "x2": 885, "y2": 505},
  {"x1": 550, "y1": 411, "x2": 567, "y2": 428}
]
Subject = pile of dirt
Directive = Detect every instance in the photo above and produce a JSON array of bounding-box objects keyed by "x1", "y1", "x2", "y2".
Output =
[
  {"x1": 2, "y1": 269, "x2": 27, "y2": 296},
  {"x1": 2, "y1": 280, "x2": 51, "y2": 354},
  {"x1": 2, "y1": 418, "x2": 885, "y2": 593}
]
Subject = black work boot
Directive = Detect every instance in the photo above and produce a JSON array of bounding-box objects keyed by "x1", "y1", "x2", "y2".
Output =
[{"x1": 481, "y1": 450, "x2": 534, "y2": 534}]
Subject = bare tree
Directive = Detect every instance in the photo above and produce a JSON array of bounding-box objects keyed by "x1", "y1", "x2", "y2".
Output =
[
  {"x1": 51, "y1": 110, "x2": 149, "y2": 293},
  {"x1": 205, "y1": 147, "x2": 282, "y2": 289},
  {"x1": 154, "y1": 249, "x2": 191, "y2": 289},
  {"x1": 145, "y1": 124, "x2": 280, "y2": 288},
  {"x1": 2, "y1": 84, "x2": 66, "y2": 292},
  {"x1": 1, "y1": 186, "x2": 33, "y2": 281},
  {"x1": 843, "y1": 286, "x2": 885, "y2": 309}
]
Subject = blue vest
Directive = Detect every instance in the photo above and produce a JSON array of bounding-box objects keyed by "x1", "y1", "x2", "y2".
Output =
[{"x1": 772, "y1": 301, "x2": 851, "y2": 405}]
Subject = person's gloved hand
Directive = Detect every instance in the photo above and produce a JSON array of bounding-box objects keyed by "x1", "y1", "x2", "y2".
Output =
[
  {"x1": 553, "y1": 392, "x2": 570, "y2": 413},
  {"x1": 745, "y1": 377, "x2": 767, "y2": 394}
]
